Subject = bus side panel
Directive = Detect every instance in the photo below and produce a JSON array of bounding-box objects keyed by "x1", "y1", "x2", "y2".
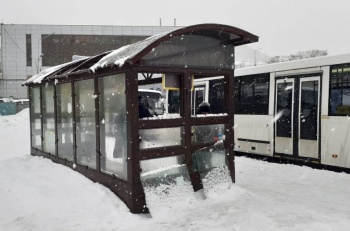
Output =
[
  {"x1": 320, "y1": 65, "x2": 350, "y2": 168},
  {"x1": 234, "y1": 114, "x2": 273, "y2": 156},
  {"x1": 321, "y1": 117, "x2": 350, "y2": 168}
]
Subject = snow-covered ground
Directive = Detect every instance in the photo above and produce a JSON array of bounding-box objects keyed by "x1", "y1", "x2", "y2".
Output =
[{"x1": 1, "y1": 109, "x2": 350, "y2": 231}]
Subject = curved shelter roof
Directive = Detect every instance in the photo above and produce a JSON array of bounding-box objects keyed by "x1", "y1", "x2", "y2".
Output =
[{"x1": 24, "y1": 23, "x2": 258, "y2": 85}]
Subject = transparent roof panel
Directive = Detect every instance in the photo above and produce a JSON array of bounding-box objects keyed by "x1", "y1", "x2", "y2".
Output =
[{"x1": 142, "y1": 30, "x2": 236, "y2": 69}]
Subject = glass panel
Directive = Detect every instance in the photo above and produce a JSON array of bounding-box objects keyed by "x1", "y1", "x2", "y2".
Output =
[
  {"x1": 140, "y1": 155, "x2": 194, "y2": 215},
  {"x1": 192, "y1": 124, "x2": 225, "y2": 144},
  {"x1": 139, "y1": 127, "x2": 184, "y2": 149},
  {"x1": 99, "y1": 74, "x2": 127, "y2": 180},
  {"x1": 330, "y1": 88, "x2": 341, "y2": 113},
  {"x1": 276, "y1": 82, "x2": 293, "y2": 137},
  {"x1": 138, "y1": 73, "x2": 181, "y2": 117},
  {"x1": 30, "y1": 87, "x2": 42, "y2": 150},
  {"x1": 300, "y1": 80, "x2": 319, "y2": 140},
  {"x1": 138, "y1": 90, "x2": 165, "y2": 117},
  {"x1": 192, "y1": 142, "x2": 231, "y2": 195},
  {"x1": 167, "y1": 90, "x2": 180, "y2": 114},
  {"x1": 192, "y1": 76, "x2": 227, "y2": 115},
  {"x1": 42, "y1": 85, "x2": 56, "y2": 154},
  {"x1": 75, "y1": 79, "x2": 96, "y2": 169},
  {"x1": 191, "y1": 77, "x2": 227, "y2": 116},
  {"x1": 192, "y1": 87, "x2": 205, "y2": 115},
  {"x1": 57, "y1": 83, "x2": 74, "y2": 161},
  {"x1": 142, "y1": 30, "x2": 236, "y2": 69},
  {"x1": 208, "y1": 78, "x2": 226, "y2": 114},
  {"x1": 234, "y1": 73, "x2": 269, "y2": 115}
]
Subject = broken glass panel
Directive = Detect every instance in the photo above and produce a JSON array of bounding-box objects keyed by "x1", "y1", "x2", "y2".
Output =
[
  {"x1": 192, "y1": 141, "x2": 232, "y2": 195},
  {"x1": 140, "y1": 155, "x2": 194, "y2": 216}
]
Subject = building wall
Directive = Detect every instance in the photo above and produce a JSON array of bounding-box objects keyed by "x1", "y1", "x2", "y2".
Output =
[{"x1": 0, "y1": 24, "x2": 179, "y2": 99}]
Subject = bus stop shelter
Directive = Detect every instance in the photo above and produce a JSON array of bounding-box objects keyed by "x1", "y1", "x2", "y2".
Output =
[{"x1": 23, "y1": 24, "x2": 258, "y2": 213}]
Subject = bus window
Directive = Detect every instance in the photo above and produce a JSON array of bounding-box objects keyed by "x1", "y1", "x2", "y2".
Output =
[
  {"x1": 234, "y1": 73, "x2": 269, "y2": 115},
  {"x1": 329, "y1": 64, "x2": 350, "y2": 116},
  {"x1": 168, "y1": 90, "x2": 180, "y2": 114},
  {"x1": 191, "y1": 77, "x2": 226, "y2": 116}
]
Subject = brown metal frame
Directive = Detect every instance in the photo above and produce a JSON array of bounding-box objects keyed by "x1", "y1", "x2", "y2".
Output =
[
  {"x1": 54, "y1": 85, "x2": 58, "y2": 157},
  {"x1": 71, "y1": 81, "x2": 77, "y2": 164},
  {"x1": 27, "y1": 67, "x2": 236, "y2": 213},
  {"x1": 133, "y1": 67, "x2": 235, "y2": 191},
  {"x1": 25, "y1": 24, "x2": 258, "y2": 213}
]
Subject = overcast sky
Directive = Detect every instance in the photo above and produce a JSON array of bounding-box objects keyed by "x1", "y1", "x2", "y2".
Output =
[{"x1": 1, "y1": 0, "x2": 350, "y2": 57}]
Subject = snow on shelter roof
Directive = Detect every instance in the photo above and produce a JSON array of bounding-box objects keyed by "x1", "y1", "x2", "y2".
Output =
[
  {"x1": 24, "y1": 24, "x2": 258, "y2": 85},
  {"x1": 23, "y1": 57, "x2": 90, "y2": 85},
  {"x1": 89, "y1": 30, "x2": 174, "y2": 73}
]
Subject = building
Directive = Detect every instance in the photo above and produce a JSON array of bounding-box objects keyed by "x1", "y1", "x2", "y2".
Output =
[{"x1": 0, "y1": 24, "x2": 179, "y2": 99}]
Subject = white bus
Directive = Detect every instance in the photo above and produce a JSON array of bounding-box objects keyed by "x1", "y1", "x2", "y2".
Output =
[{"x1": 188, "y1": 53, "x2": 350, "y2": 170}]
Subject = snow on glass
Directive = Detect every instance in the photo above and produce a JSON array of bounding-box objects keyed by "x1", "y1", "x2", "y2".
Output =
[
  {"x1": 138, "y1": 113, "x2": 228, "y2": 120},
  {"x1": 201, "y1": 165, "x2": 231, "y2": 195},
  {"x1": 140, "y1": 157, "x2": 195, "y2": 216}
]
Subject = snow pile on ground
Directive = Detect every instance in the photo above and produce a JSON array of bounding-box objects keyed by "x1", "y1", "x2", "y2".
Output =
[
  {"x1": 1, "y1": 109, "x2": 350, "y2": 230},
  {"x1": 0, "y1": 109, "x2": 30, "y2": 161}
]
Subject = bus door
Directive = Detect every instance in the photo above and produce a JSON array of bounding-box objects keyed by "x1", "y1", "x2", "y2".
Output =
[
  {"x1": 192, "y1": 86, "x2": 205, "y2": 115},
  {"x1": 298, "y1": 76, "x2": 320, "y2": 159},
  {"x1": 275, "y1": 79, "x2": 294, "y2": 155},
  {"x1": 275, "y1": 76, "x2": 321, "y2": 159}
]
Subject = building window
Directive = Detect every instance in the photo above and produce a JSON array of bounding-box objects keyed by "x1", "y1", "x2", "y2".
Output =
[
  {"x1": 329, "y1": 63, "x2": 350, "y2": 116},
  {"x1": 234, "y1": 73, "x2": 270, "y2": 115},
  {"x1": 26, "y1": 34, "x2": 32, "y2": 66}
]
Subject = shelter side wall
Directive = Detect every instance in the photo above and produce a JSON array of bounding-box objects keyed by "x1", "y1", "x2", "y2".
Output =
[{"x1": 30, "y1": 147, "x2": 134, "y2": 210}]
